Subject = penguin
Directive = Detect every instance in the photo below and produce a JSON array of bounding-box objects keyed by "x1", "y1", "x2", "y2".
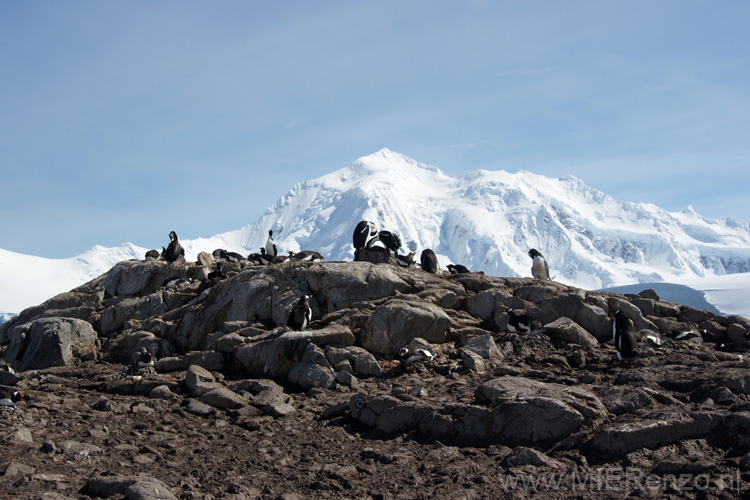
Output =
[
  {"x1": 0, "y1": 387, "x2": 22, "y2": 407},
  {"x1": 291, "y1": 251, "x2": 325, "y2": 262},
  {"x1": 353, "y1": 221, "x2": 378, "y2": 251},
  {"x1": 369, "y1": 230, "x2": 401, "y2": 254},
  {"x1": 506, "y1": 308, "x2": 544, "y2": 335},
  {"x1": 164, "y1": 231, "x2": 185, "y2": 263},
  {"x1": 287, "y1": 294, "x2": 312, "y2": 331},
  {"x1": 420, "y1": 249, "x2": 439, "y2": 274},
  {"x1": 136, "y1": 347, "x2": 155, "y2": 370},
  {"x1": 207, "y1": 262, "x2": 226, "y2": 280},
  {"x1": 717, "y1": 340, "x2": 750, "y2": 353},
  {"x1": 219, "y1": 249, "x2": 245, "y2": 263},
  {"x1": 666, "y1": 328, "x2": 707, "y2": 343},
  {"x1": 636, "y1": 329, "x2": 662, "y2": 347},
  {"x1": 145, "y1": 249, "x2": 160, "y2": 261},
  {"x1": 396, "y1": 251, "x2": 417, "y2": 268},
  {"x1": 265, "y1": 230, "x2": 278, "y2": 257},
  {"x1": 611, "y1": 310, "x2": 639, "y2": 362},
  {"x1": 161, "y1": 276, "x2": 191, "y2": 288},
  {"x1": 528, "y1": 249, "x2": 551, "y2": 280},
  {"x1": 398, "y1": 347, "x2": 434, "y2": 364},
  {"x1": 447, "y1": 264, "x2": 471, "y2": 274}
]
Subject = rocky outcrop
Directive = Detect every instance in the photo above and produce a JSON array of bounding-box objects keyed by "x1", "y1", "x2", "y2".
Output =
[{"x1": 2, "y1": 256, "x2": 750, "y2": 498}]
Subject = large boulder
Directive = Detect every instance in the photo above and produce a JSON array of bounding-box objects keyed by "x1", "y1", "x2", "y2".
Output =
[
  {"x1": 476, "y1": 376, "x2": 607, "y2": 445},
  {"x1": 360, "y1": 299, "x2": 451, "y2": 355},
  {"x1": 2, "y1": 317, "x2": 98, "y2": 371},
  {"x1": 235, "y1": 325, "x2": 355, "y2": 378}
]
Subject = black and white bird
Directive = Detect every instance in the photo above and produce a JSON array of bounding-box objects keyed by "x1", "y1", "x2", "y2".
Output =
[
  {"x1": 636, "y1": 329, "x2": 662, "y2": 347},
  {"x1": 398, "y1": 346, "x2": 435, "y2": 364},
  {"x1": 611, "y1": 310, "x2": 639, "y2": 362},
  {"x1": 145, "y1": 249, "x2": 160, "y2": 261},
  {"x1": 353, "y1": 221, "x2": 378, "y2": 251},
  {"x1": 528, "y1": 249, "x2": 551, "y2": 280},
  {"x1": 290, "y1": 251, "x2": 325, "y2": 262},
  {"x1": 219, "y1": 249, "x2": 245, "y2": 263},
  {"x1": 265, "y1": 230, "x2": 278, "y2": 257},
  {"x1": 207, "y1": 262, "x2": 226, "y2": 280},
  {"x1": 287, "y1": 294, "x2": 313, "y2": 331},
  {"x1": 447, "y1": 264, "x2": 471, "y2": 274},
  {"x1": 0, "y1": 387, "x2": 22, "y2": 407},
  {"x1": 161, "y1": 276, "x2": 191, "y2": 288},
  {"x1": 420, "y1": 249, "x2": 439, "y2": 274},
  {"x1": 396, "y1": 251, "x2": 417, "y2": 268},
  {"x1": 369, "y1": 230, "x2": 401, "y2": 255},
  {"x1": 506, "y1": 308, "x2": 544, "y2": 335},
  {"x1": 164, "y1": 231, "x2": 185, "y2": 263},
  {"x1": 666, "y1": 328, "x2": 708, "y2": 343},
  {"x1": 136, "y1": 347, "x2": 155, "y2": 370}
]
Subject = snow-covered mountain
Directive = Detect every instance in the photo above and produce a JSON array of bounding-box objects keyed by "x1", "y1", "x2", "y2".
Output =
[{"x1": 3, "y1": 148, "x2": 750, "y2": 317}]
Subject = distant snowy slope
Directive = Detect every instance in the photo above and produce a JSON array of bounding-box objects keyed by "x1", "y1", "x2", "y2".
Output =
[
  {"x1": 2, "y1": 148, "x2": 750, "y2": 316},
  {"x1": 213, "y1": 149, "x2": 750, "y2": 290},
  {"x1": 0, "y1": 244, "x2": 146, "y2": 314}
]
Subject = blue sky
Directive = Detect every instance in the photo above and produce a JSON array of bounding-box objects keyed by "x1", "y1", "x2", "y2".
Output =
[{"x1": 2, "y1": 1, "x2": 748, "y2": 258}]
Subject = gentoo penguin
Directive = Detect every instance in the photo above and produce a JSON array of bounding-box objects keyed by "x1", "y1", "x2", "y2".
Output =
[
  {"x1": 506, "y1": 308, "x2": 544, "y2": 335},
  {"x1": 420, "y1": 249, "x2": 439, "y2": 274},
  {"x1": 528, "y1": 249, "x2": 551, "y2": 280},
  {"x1": 0, "y1": 387, "x2": 22, "y2": 407},
  {"x1": 136, "y1": 347, "x2": 155, "y2": 370},
  {"x1": 666, "y1": 328, "x2": 708, "y2": 343},
  {"x1": 396, "y1": 251, "x2": 417, "y2": 268},
  {"x1": 636, "y1": 329, "x2": 662, "y2": 347},
  {"x1": 611, "y1": 310, "x2": 639, "y2": 362},
  {"x1": 145, "y1": 249, "x2": 160, "y2": 261},
  {"x1": 287, "y1": 294, "x2": 312, "y2": 331},
  {"x1": 353, "y1": 221, "x2": 378, "y2": 251},
  {"x1": 447, "y1": 264, "x2": 471, "y2": 274},
  {"x1": 398, "y1": 347, "x2": 434, "y2": 364},
  {"x1": 164, "y1": 231, "x2": 185, "y2": 263},
  {"x1": 207, "y1": 262, "x2": 226, "y2": 280},
  {"x1": 265, "y1": 230, "x2": 278, "y2": 257},
  {"x1": 369, "y1": 230, "x2": 401, "y2": 254},
  {"x1": 219, "y1": 249, "x2": 245, "y2": 263},
  {"x1": 161, "y1": 276, "x2": 191, "y2": 288},
  {"x1": 291, "y1": 251, "x2": 325, "y2": 262}
]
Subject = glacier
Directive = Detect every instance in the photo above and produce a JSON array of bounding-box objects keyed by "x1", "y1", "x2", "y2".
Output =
[{"x1": 2, "y1": 148, "x2": 750, "y2": 317}]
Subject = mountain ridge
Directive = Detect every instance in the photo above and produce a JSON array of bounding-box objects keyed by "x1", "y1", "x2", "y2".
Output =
[{"x1": 2, "y1": 148, "x2": 750, "y2": 314}]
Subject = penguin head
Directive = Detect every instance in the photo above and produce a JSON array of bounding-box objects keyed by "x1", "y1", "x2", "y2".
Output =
[
  {"x1": 398, "y1": 347, "x2": 410, "y2": 359},
  {"x1": 447, "y1": 264, "x2": 456, "y2": 274},
  {"x1": 528, "y1": 248, "x2": 542, "y2": 259},
  {"x1": 169, "y1": 231, "x2": 178, "y2": 241},
  {"x1": 268, "y1": 230, "x2": 274, "y2": 238}
]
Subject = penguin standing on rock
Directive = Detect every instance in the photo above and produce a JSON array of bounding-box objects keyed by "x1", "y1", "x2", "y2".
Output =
[
  {"x1": 353, "y1": 221, "x2": 378, "y2": 251},
  {"x1": 265, "y1": 230, "x2": 278, "y2": 258},
  {"x1": 420, "y1": 249, "x2": 439, "y2": 274},
  {"x1": 528, "y1": 249, "x2": 550, "y2": 280},
  {"x1": 287, "y1": 294, "x2": 313, "y2": 331},
  {"x1": 164, "y1": 231, "x2": 185, "y2": 263},
  {"x1": 506, "y1": 308, "x2": 544, "y2": 335},
  {"x1": 611, "y1": 310, "x2": 639, "y2": 362}
]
